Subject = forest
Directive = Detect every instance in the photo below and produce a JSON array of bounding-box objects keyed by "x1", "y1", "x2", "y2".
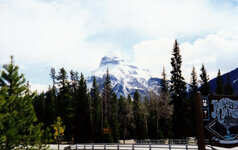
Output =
[{"x1": 0, "y1": 40, "x2": 235, "y2": 149}]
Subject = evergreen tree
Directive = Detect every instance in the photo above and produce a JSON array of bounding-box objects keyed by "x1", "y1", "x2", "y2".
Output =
[
  {"x1": 50, "y1": 67, "x2": 56, "y2": 89},
  {"x1": 44, "y1": 87, "x2": 56, "y2": 128},
  {"x1": 161, "y1": 67, "x2": 169, "y2": 94},
  {"x1": 91, "y1": 77, "x2": 102, "y2": 142},
  {"x1": 56, "y1": 68, "x2": 72, "y2": 142},
  {"x1": 170, "y1": 40, "x2": 188, "y2": 138},
  {"x1": 133, "y1": 90, "x2": 148, "y2": 140},
  {"x1": 74, "y1": 73, "x2": 91, "y2": 142},
  {"x1": 33, "y1": 92, "x2": 46, "y2": 124},
  {"x1": 188, "y1": 66, "x2": 198, "y2": 137},
  {"x1": 224, "y1": 74, "x2": 234, "y2": 95},
  {"x1": 0, "y1": 56, "x2": 46, "y2": 149},
  {"x1": 109, "y1": 93, "x2": 120, "y2": 143},
  {"x1": 216, "y1": 69, "x2": 223, "y2": 95},
  {"x1": 102, "y1": 69, "x2": 113, "y2": 142},
  {"x1": 118, "y1": 96, "x2": 134, "y2": 142},
  {"x1": 190, "y1": 66, "x2": 198, "y2": 94},
  {"x1": 158, "y1": 67, "x2": 172, "y2": 138},
  {"x1": 200, "y1": 64, "x2": 210, "y2": 95}
]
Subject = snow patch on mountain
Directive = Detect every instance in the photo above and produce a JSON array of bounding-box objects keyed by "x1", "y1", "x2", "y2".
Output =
[{"x1": 87, "y1": 56, "x2": 162, "y2": 98}]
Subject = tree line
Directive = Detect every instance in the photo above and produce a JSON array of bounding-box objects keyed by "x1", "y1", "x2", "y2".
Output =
[{"x1": 0, "y1": 40, "x2": 236, "y2": 149}]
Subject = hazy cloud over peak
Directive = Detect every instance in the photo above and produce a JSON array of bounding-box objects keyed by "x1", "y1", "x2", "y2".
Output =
[{"x1": 1, "y1": 0, "x2": 238, "y2": 91}]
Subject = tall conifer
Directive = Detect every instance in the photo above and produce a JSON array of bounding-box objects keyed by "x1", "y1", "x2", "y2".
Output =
[
  {"x1": 216, "y1": 69, "x2": 223, "y2": 95},
  {"x1": 0, "y1": 56, "x2": 46, "y2": 149},
  {"x1": 224, "y1": 74, "x2": 234, "y2": 95},
  {"x1": 200, "y1": 64, "x2": 210, "y2": 95},
  {"x1": 170, "y1": 40, "x2": 188, "y2": 138}
]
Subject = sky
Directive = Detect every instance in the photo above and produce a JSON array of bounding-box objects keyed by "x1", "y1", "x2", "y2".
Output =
[{"x1": 1, "y1": 0, "x2": 238, "y2": 92}]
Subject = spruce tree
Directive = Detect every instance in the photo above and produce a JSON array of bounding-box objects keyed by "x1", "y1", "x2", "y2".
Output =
[
  {"x1": 91, "y1": 77, "x2": 102, "y2": 142},
  {"x1": 200, "y1": 64, "x2": 210, "y2": 96},
  {"x1": 132, "y1": 90, "x2": 148, "y2": 140},
  {"x1": 102, "y1": 69, "x2": 113, "y2": 142},
  {"x1": 190, "y1": 66, "x2": 198, "y2": 94},
  {"x1": 0, "y1": 56, "x2": 46, "y2": 149},
  {"x1": 118, "y1": 96, "x2": 134, "y2": 142},
  {"x1": 50, "y1": 67, "x2": 56, "y2": 89},
  {"x1": 74, "y1": 73, "x2": 91, "y2": 142},
  {"x1": 44, "y1": 88, "x2": 56, "y2": 128},
  {"x1": 216, "y1": 69, "x2": 223, "y2": 95},
  {"x1": 56, "y1": 68, "x2": 72, "y2": 142},
  {"x1": 224, "y1": 74, "x2": 234, "y2": 95},
  {"x1": 109, "y1": 93, "x2": 120, "y2": 142},
  {"x1": 170, "y1": 40, "x2": 188, "y2": 138},
  {"x1": 159, "y1": 67, "x2": 172, "y2": 138},
  {"x1": 188, "y1": 66, "x2": 198, "y2": 137}
]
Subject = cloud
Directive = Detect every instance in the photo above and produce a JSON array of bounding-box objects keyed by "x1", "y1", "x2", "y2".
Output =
[
  {"x1": 133, "y1": 28, "x2": 238, "y2": 83},
  {"x1": 29, "y1": 82, "x2": 49, "y2": 93},
  {"x1": 0, "y1": 0, "x2": 123, "y2": 73},
  {"x1": 1, "y1": 0, "x2": 238, "y2": 90}
]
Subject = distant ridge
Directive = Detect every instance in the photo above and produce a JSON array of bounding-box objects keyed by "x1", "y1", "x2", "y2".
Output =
[{"x1": 209, "y1": 67, "x2": 238, "y2": 96}]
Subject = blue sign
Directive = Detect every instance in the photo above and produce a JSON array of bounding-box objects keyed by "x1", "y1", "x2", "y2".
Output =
[{"x1": 205, "y1": 96, "x2": 238, "y2": 146}]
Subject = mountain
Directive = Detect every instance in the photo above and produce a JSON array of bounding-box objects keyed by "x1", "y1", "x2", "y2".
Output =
[
  {"x1": 209, "y1": 67, "x2": 238, "y2": 95},
  {"x1": 86, "y1": 56, "x2": 162, "y2": 99}
]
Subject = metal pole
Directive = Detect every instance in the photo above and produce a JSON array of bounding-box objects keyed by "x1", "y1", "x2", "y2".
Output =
[
  {"x1": 104, "y1": 144, "x2": 106, "y2": 150},
  {"x1": 92, "y1": 144, "x2": 94, "y2": 150},
  {"x1": 117, "y1": 143, "x2": 119, "y2": 150},
  {"x1": 186, "y1": 144, "x2": 188, "y2": 150},
  {"x1": 194, "y1": 92, "x2": 205, "y2": 150},
  {"x1": 169, "y1": 144, "x2": 171, "y2": 150},
  {"x1": 84, "y1": 144, "x2": 86, "y2": 150},
  {"x1": 132, "y1": 144, "x2": 134, "y2": 150},
  {"x1": 149, "y1": 143, "x2": 151, "y2": 150}
]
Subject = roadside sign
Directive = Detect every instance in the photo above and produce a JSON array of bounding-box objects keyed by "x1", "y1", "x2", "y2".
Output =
[
  {"x1": 103, "y1": 128, "x2": 112, "y2": 134},
  {"x1": 202, "y1": 95, "x2": 238, "y2": 148}
]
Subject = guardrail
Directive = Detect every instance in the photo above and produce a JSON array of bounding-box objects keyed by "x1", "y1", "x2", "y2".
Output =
[{"x1": 64, "y1": 143, "x2": 214, "y2": 150}]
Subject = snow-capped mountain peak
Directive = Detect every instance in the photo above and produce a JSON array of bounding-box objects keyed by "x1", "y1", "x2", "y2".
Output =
[{"x1": 87, "y1": 56, "x2": 162, "y2": 98}]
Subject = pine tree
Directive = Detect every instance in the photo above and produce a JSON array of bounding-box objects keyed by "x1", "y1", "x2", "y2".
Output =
[
  {"x1": 50, "y1": 67, "x2": 56, "y2": 89},
  {"x1": 161, "y1": 67, "x2": 169, "y2": 94},
  {"x1": 33, "y1": 92, "x2": 46, "y2": 124},
  {"x1": 44, "y1": 88, "x2": 56, "y2": 128},
  {"x1": 170, "y1": 40, "x2": 188, "y2": 138},
  {"x1": 109, "y1": 93, "x2": 120, "y2": 142},
  {"x1": 74, "y1": 73, "x2": 91, "y2": 142},
  {"x1": 56, "y1": 68, "x2": 72, "y2": 142},
  {"x1": 216, "y1": 69, "x2": 223, "y2": 95},
  {"x1": 133, "y1": 90, "x2": 148, "y2": 140},
  {"x1": 0, "y1": 56, "x2": 46, "y2": 149},
  {"x1": 91, "y1": 77, "x2": 102, "y2": 142},
  {"x1": 102, "y1": 69, "x2": 113, "y2": 142},
  {"x1": 158, "y1": 67, "x2": 172, "y2": 138},
  {"x1": 190, "y1": 66, "x2": 198, "y2": 94},
  {"x1": 118, "y1": 96, "x2": 134, "y2": 143},
  {"x1": 200, "y1": 64, "x2": 210, "y2": 96},
  {"x1": 224, "y1": 74, "x2": 234, "y2": 95},
  {"x1": 188, "y1": 66, "x2": 198, "y2": 137}
]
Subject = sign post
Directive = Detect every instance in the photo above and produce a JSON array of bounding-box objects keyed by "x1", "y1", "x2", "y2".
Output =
[{"x1": 194, "y1": 92, "x2": 205, "y2": 150}]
